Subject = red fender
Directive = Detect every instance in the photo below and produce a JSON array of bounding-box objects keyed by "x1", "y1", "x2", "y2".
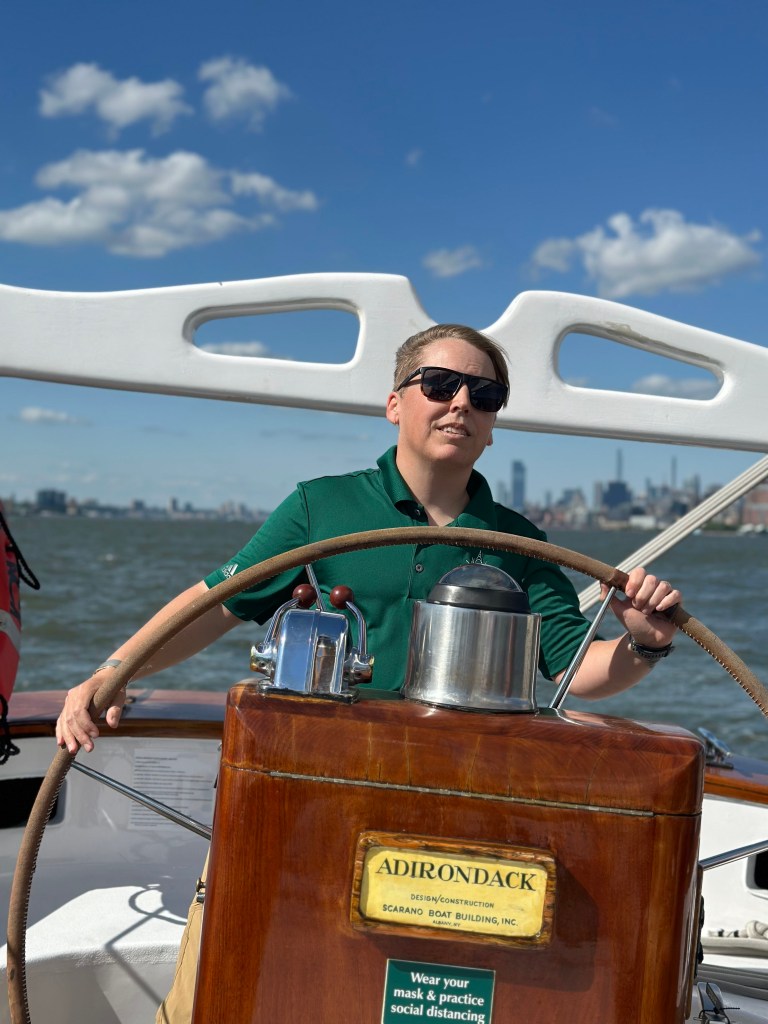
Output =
[
  {"x1": 0, "y1": 513, "x2": 22, "y2": 706},
  {"x1": 0, "y1": 504, "x2": 39, "y2": 712}
]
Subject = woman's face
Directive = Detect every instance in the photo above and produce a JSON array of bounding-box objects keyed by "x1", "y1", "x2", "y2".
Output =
[{"x1": 386, "y1": 337, "x2": 497, "y2": 473}]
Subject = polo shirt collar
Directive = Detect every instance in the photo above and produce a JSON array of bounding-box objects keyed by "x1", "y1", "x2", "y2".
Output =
[
  {"x1": 376, "y1": 446, "x2": 498, "y2": 530},
  {"x1": 376, "y1": 447, "x2": 414, "y2": 506},
  {"x1": 456, "y1": 471, "x2": 498, "y2": 530}
]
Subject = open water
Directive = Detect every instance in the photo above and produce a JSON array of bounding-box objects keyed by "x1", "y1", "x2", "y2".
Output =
[{"x1": 7, "y1": 518, "x2": 768, "y2": 759}]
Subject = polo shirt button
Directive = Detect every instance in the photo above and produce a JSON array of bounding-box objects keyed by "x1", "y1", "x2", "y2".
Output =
[
  {"x1": 415, "y1": 564, "x2": 424, "y2": 573},
  {"x1": 414, "y1": 508, "x2": 423, "y2": 518}
]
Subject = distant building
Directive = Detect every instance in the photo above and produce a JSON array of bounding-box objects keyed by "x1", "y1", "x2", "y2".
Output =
[
  {"x1": 743, "y1": 484, "x2": 768, "y2": 528},
  {"x1": 628, "y1": 513, "x2": 657, "y2": 530},
  {"x1": 683, "y1": 474, "x2": 702, "y2": 505},
  {"x1": 511, "y1": 460, "x2": 526, "y2": 510},
  {"x1": 598, "y1": 480, "x2": 633, "y2": 523},
  {"x1": 557, "y1": 487, "x2": 588, "y2": 527},
  {"x1": 36, "y1": 489, "x2": 67, "y2": 514},
  {"x1": 602, "y1": 481, "x2": 632, "y2": 510}
]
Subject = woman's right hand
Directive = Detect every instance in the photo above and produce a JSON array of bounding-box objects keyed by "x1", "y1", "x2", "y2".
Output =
[
  {"x1": 55, "y1": 671, "x2": 127, "y2": 754},
  {"x1": 54, "y1": 581, "x2": 239, "y2": 754}
]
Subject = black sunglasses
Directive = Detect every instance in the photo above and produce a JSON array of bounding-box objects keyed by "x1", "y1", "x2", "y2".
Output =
[{"x1": 396, "y1": 366, "x2": 508, "y2": 413}]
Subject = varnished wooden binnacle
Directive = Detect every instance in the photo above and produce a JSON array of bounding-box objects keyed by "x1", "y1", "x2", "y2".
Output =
[{"x1": 193, "y1": 685, "x2": 705, "y2": 1023}]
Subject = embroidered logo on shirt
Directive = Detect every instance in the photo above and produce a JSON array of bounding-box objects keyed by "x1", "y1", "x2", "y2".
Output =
[
  {"x1": 466, "y1": 551, "x2": 486, "y2": 565},
  {"x1": 221, "y1": 562, "x2": 239, "y2": 578}
]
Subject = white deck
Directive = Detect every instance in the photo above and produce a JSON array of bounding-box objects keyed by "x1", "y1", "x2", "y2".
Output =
[{"x1": 0, "y1": 735, "x2": 218, "y2": 1024}]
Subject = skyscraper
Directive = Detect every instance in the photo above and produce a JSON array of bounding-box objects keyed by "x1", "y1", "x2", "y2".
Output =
[{"x1": 512, "y1": 460, "x2": 526, "y2": 509}]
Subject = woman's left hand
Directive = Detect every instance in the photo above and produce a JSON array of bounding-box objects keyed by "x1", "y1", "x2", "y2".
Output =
[{"x1": 601, "y1": 567, "x2": 681, "y2": 648}]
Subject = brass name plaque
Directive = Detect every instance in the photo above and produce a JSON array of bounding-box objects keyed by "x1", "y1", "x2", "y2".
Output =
[{"x1": 351, "y1": 832, "x2": 555, "y2": 946}]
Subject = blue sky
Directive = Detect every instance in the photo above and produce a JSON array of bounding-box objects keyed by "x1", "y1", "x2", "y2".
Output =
[{"x1": 2, "y1": 0, "x2": 767, "y2": 510}]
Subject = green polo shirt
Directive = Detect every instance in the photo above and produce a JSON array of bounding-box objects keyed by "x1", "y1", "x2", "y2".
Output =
[{"x1": 204, "y1": 447, "x2": 591, "y2": 690}]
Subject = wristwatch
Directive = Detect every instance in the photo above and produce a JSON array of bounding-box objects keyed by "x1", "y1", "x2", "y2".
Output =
[{"x1": 628, "y1": 636, "x2": 674, "y2": 661}]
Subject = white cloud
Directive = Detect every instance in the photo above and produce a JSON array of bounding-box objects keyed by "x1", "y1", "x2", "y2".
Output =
[
  {"x1": 110, "y1": 207, "x2": 264, "y2": 258},
  {"x1": 199, "y1": 57, "x2": 291, "y2": 129},
  {"x1": 564, "y1": 373, "x2": 720, "y2": 398},
  {"x1": 19, "y1": 406, "x2": 86, "y2": 425},
  {"x1": 423, "y1": 245, "x2": 483, "y2": 279},
  {"x1": 40, "y1": 63, "x2": 192, "y2": 135},
  {"x1": 197, "y1": 341, "x2": 274, "y2": 357},
  {"x1": 0, "y1": 148, "x2": 315, "y2": 257},
  {"x1": 37, "y1": 148, "x2": 226, "y2": 203},
  {"x1": 405, "y1": 148, "x2": 423, "y2": 167},
  {"x1": 0, "y1": 196, "x2": 116, "y2": 246},
  {"x1": 631, "y1": 373, "x2": 720, "y2": 399},
  {"x1": 531, "y1": 209, "x2": 762, "y2": 298},
  {"x1": 530, "y1": 237, "x2": 574, "y2": 273},
  {"x1": 231, "y1": 172, "x2": 318, "y2": 212}
]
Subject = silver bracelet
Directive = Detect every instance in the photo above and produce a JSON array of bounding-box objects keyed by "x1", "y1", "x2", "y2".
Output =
[{"x1": 95, "y1": 658, "x2": 123, "y2": 673}]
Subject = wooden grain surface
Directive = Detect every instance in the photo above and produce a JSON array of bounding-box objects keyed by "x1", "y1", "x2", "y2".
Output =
[{"x1": 193, "y1": 687, "x2": 704, "y2": 1023}]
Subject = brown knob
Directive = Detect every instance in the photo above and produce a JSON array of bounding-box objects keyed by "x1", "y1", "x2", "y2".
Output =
[
  {"x1": 329, "y1": 585, "x2": 354, "y2": 609},
  {"x1": 293, "y1": 584, "x2": 317, "y2": 608}
]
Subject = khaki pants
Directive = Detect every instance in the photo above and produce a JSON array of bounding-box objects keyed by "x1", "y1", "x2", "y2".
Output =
[{"x1": 155, "y1": 856, "x2": 208, "y2": 1024}]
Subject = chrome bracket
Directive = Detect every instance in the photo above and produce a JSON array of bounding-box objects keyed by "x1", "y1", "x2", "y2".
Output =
[
  {"x1": 698, "y1": 727, "x2": 734, "y2": 769},
  {"x1": 696, "y1": 980, "x2": 737, "y2": 1022}
]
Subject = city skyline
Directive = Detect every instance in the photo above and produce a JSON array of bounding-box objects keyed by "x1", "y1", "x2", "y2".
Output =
[
  {"x1": 7, "y1": 447, "x2": 754, "y2": 523},
  {"x1": 7, "y1": 397, "x2": 761, "y2": 511}
]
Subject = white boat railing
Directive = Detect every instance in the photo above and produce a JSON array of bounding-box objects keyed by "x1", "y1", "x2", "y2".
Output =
[{"x1": 2, "y1": 275, "x2": 768, "y2": 451}]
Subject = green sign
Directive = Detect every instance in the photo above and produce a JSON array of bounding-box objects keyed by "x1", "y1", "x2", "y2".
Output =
[{"x1": 381, "y1": 959, "x2": 495, "y2": 1022}]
